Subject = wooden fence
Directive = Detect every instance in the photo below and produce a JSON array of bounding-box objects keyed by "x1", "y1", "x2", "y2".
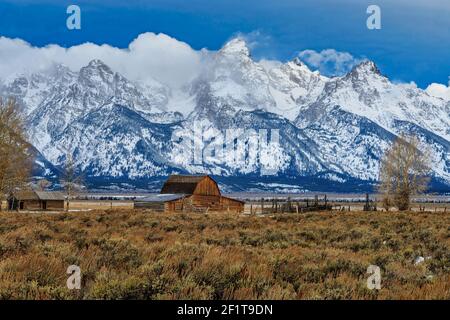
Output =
[
  {"x1": 244, "y1": 196, "x2": 332, "y2": 214},
  {"x1": 66, "y1": 200, "x2": 134, "y2": 211}
]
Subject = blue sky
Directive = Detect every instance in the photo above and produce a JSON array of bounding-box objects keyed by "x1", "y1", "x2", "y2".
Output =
[{"x1": 0, "y1": 0, "x2": 449, "y2": 88}]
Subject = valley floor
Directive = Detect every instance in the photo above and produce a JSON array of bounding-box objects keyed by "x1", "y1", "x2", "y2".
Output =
[{"x1": 0, "y1": 210, "x2": 448, "y2": 299}]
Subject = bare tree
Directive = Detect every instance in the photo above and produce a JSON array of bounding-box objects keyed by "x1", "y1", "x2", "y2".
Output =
[
  {"x1": 0, "y1": 98, "x2": 32, "y2": 209},
  {"x1": 60, "y1": 152, "x2": 84, "y2": 211},
  {"x1": 36, "y1": 178, "x2": 52, "y2": 191},
  {"x1": 378, "y1": 135, "x2": 431, "y2": 211}
]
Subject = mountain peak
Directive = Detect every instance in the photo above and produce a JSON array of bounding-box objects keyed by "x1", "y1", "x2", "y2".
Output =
[
  {"x1": 50, "y1": 62, "x2": 72, "y2": 73},
  {"x1": 86, "y1": 59, "x2": 110, "y2": 69},
  {"x1": 351, "y1": 60, "x2": 381, "y2": 75},
  {"x1": 292, "y1": 57, "x2": 305, "y2": 67},
  {"x1": 80, "y1": 59, "x2": 114, "y2": 81},
  {"x1": 220, "y1": 38, "x2": 250, "y2": 56}
]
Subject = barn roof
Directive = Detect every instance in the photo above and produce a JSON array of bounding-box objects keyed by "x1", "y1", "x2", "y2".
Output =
[
  {"x1": 221, "y1": 196, "x2": 246, "y2": 204},
  {"x1": 35, "y1": 191, "x2": 65, "y2": 201},
  {"x1": 14, "y1": 190, "x2": 65, "y2": 201},
  {"x1": 160, "y1": 175, "x2": 212, "y2": 194},
  {"x1": 138, "y1": 194, "x2": 186, "y2": 203},
  {"x1": 14, "y1": 191, "x2": 39, "y2": 201}
]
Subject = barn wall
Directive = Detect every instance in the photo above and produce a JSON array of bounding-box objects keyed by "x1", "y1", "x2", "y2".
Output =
[
  {"x1": 135, "y1": 202, "x2": 165, "y2": 211},
  {"x1": 220, "y1": 197, "x2": 244, "y2": 213},
  {"x1": 166, "y1": 198, "x2": 185, "y2": 211},
  {"x1": 165, "y1": 195, "x2": 243, "y2": 213},
  {"x1": 193, "y1": 177, "x2": 221, "y2": 196},
  {"x1": 190, "y1": 195, "x2": 222, "y2": 210},
  {"x1": 22, "y1": 200, "x2": 41, "y2": 211},
  {"x1": 46, "y1": 200, "x2": 64, "y2": 210},
  {"x1": 164, "y1": 202, "x2": 174, "y2": 212}
]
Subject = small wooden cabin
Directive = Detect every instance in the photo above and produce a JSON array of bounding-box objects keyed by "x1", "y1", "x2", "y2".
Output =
[
  {"x1": 9, "y1": 191, "x2": 65, "y2": 211},
  {"x1": 137, "y1": 175, "x2": 244, "y2": 213}
]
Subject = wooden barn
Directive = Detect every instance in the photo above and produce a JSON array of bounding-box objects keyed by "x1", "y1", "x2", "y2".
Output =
[
  {"x1": 8, "y1": 191, "x2": 65, "y2": 211},
  {"x1": 136, "y1": 175, "x2": 244, "y2": 213}
]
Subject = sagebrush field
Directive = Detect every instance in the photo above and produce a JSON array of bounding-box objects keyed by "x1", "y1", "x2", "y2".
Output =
[{"x1": 0, "y1": 210, "x2": 448, "y2": 299}]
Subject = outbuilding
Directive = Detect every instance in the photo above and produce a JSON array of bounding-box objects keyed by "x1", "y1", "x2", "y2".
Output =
[
  {"x1": 9, "y1": 191, "x2": 65, "y2": 211},
  {"x1": 137, "y1": 175, "x2": 244, "y2": 213}
]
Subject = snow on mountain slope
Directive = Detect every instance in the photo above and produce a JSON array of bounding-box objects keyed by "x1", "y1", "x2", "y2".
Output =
[
  {"x1": 262, "y1": 58, "x2": 328, "y2": 119},
  {"x1": 391, "y1": 119, "x2": 450, "y2": 182},
  {"x1": 44, "y1": 103, "x2": 180, "y2": 178},
  {"x1": 301, "y1": 106, "x2": 449, "y2": 183},
  {"x1": 293, "y1": 61, "x2": 449, "y2": 185},
  {"x1": 171, "y1": 107, "x2": 328, "y2": 177},
  {"x1": 190, "y1": 38, "x2": 327, "y2": 120},
  {"x1": 0, "y1": 64, "x2": 77, "y2": 116},
  {"x1": 22, "y1": 60, "x2": 172, "y2": 152},
  {"x1": 193, "y1": 38, "x2": 276, "y2": 114},
  {"x1": 0, "y1": 37, "x2": 448, "y2": 190},
  {"x1": 296, "y1": 61, "x2": 450, "y2": 141},
  {"x1": 301, "y1": 106, "x2": 396, "y2": 181}
]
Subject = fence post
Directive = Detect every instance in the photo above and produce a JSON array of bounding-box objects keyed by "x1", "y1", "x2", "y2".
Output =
[{"x1": 287, "y1": 197, "x2": 291, "y2": 212}]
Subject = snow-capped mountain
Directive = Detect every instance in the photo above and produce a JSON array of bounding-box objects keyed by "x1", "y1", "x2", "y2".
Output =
[
  {"x1": 296, "y1": 61, "x2": 450, "y2": 140},
  {"x1": 0, "y1": 38, "x2": 448, "y2": 192},
  {"x1": 191, "y1": 38, "x2": 327, "y2": 121},
  {"x1": 295, "y1": 61, "x2": 450, "y2": 184}
]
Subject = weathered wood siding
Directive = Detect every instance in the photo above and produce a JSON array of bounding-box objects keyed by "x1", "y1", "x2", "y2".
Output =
[
  {"x1": 193, "y1": 177, "x2": 221, "y2": 196},
  {"x1": 190, "y1": 195, "x2": 222, "y2": 210},
  {"x1": 46, "y1": 200, "x2": 65, "y2": 210},
  {"x1": 16, "y1": 200, "x2": 65, "y2": 211},
  {"x1": 22, "y1": 200, "x2": 41, "y2": 211},
  {"x1": 165, "y1": 198, "x2": 185, "y2": 211},
  {"x1": 220, "y1": 196, "x2": 244, "y2": 213},
  {"x1": 165, "y1": 195, "x2": 243, "y2": 213},
  {"x1": 134, "y1": 201, "x2": 165, "y2": 211}
]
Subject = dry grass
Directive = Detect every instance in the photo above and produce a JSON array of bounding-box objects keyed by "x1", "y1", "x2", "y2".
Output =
[{"x1": 0, "y1": 210, "x2": 448, "y2": 300}]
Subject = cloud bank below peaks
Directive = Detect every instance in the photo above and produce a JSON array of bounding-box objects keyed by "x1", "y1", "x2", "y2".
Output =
[
  {"x1": 0, "y1": 33, "x2": 204, "y2": 88},
  {"x1": 426, "y1": 78, "x2": 450, "y2": 101},
  {"x1": 0, "y1": 32, "x2": 447, "y2": 97}
]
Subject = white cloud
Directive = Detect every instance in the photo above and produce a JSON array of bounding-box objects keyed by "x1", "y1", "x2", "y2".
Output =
[
  {"x1": 297, "y1": 49, "x2": 362, "y2": 76},
  {"x1": 233, "y1": 31, "x2": 272, "y2": 51},
  {"x1": 1, "y1": 33, "x2": 446, "y2": 99},
  {"x1": 425, "y1": 78, "x2": 450, "y2": 101},
  {"x1": 0, "y1": 33, "x2": 203, "y2": 88}
]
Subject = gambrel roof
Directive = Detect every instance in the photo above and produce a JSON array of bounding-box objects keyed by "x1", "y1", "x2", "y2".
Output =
[{"x1": 160, "y1": 175, "x2": 215, "y2": 195}]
